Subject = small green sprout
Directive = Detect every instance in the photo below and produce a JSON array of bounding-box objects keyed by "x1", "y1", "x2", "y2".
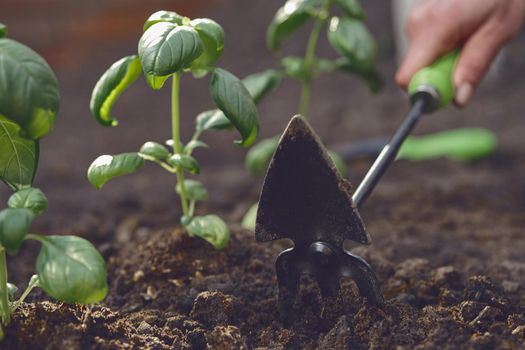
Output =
[{"x1": 87, "y1": 11, "x2": 259, "y2": 249}]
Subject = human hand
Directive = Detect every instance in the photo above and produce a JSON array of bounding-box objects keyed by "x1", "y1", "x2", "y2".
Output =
[{"x1": 396, "y1": 0, "x2": 525, "y2": 106}]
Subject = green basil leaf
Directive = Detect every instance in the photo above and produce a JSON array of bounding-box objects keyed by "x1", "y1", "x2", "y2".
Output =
[
  {"x1": 327, "y1": 150, "x2": 348, "y2": 178},
  {"x1": 87, "y1": 153, "x2": 144, "y2": 189},
  {"x1": 195, "y1": 110, "x2": 233, "y2": 132},
  {"x1": 333, "y1": 0, "x2": 364, "y2": 18},
  {"x1": 145, "y1": 73, "x2": 170, "y2": 90},
  {"x1": 176, "y1": 179, "x2": 208, "y2": 201},
  {"x1": 139, "y1": 23, "x2": 203, "y2": 76},
  {"x1": 267, "y1": 0, "x2": 324, "y2": 51},
  {"x1": 281, "y1": 56, "x2": 308, "y2": 81},
  {"x1": 242, "y1": 69, "x2": 282, "y2": 103},
  {"x1": 0, "y1": 39, "x2": 59, "y2": 140},
  {"x1": 245, "y1": 136, "x2": 279, "y2": 176},
  {"x1": 190, "y1": 18, "x2": 225, "y2": 72},
  {"x1": 315, "y1": 58, "x2": 339, "y2": 73},
  {"x1": 90, "y1": 55, "x2": 141, "y2": 127},
  {"x1": 0, "y1": 208, "x2": 33, "y2": 255},
  {"x1": 281, "y1": 56, "x2": 338, "y2": 80},
  {"x1": 327, "y1": 17, "x2": 377, "y2": 68},
  {"x1": 0, "y1": 116, "x2": 38, "y2": 191},
  {"x1": 139, "y1": 141, "x2": 170, "y2": 162},
  {"x1": 336, "y1": 58, "x2": 382, "y2": 93},
  {"x1": 8, "y1": 187, "x2": 48, "y2": 216},
  {"x1": 143, "y1": 10, "x2": 185, "y2": 31},
  {"x1": 241, "y1": 203, "x2": 258, "y2": 231},
  {"x1": 7, "y1": 283, "x2": 18, "y2": 301},
  {"x1": 31, "y1": 235, "x2": 108, "y2": 304},
  {"x1": 183, "y1": 140, "x2": 209, "y2": 154},
  {"x1": 0, "y1": 23, "x2": 7, "y2": 38},
  {"x1": 185, "y1": 215, "x2": 230, "y2": 249},
  {"x1": 210, "y1": 68, "x2": 259, "y2": 147},
  {"x1": 168, "y1": 154, "x2": 200, "y2": 174},
  {"x1": 191, "y1": 69, "x2": 210, "y2": 80},
  {"x1": 281, "y1": 55, "x2": 381, "y2": 92}
]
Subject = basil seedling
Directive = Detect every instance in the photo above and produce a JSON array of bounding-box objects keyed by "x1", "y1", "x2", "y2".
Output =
[
  {"x1": 241, "y1": 0, "x2": 381, "y2": 229},
  {"x1": 245, "y1": 0, "x2": 381, "y2": 175},
  {"x1": 87, "y1": 11, "x2": 259, "y2": 249},
  {"x1": 0, "y1": 26, "x2": 108, "y2": 340}
]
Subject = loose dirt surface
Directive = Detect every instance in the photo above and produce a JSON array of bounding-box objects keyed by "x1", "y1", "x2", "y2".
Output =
[
  {"x1": 2, "y1": 0, "x2": 525, "y2": 349},
  {"x1": 4, "y1": 214, "x2": 525, "y2": 349}
]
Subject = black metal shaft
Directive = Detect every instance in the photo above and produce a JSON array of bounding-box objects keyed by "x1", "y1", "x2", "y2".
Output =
[{"x1": 352, "y1": 98, "x2": 427, "y2": 208}]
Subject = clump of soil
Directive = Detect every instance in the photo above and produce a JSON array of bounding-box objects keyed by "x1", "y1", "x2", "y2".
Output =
[{"x1": 4, "y1": 224, "x2": 524, "y2": 349}]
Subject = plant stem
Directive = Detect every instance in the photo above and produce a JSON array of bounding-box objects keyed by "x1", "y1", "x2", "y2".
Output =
[
  {"x1": 172, "y1": 73, "x2": 190, "y2": 217},
  {"x1": 189, "y1": 200, "x2": 196, "y2": 217},
  {"x1": 299, "y1": 2, "x2": 331, "y2": 117},
  {"x1": 10, "y1": 275, "x2": 39, "y2": 313},
  {"x1": 0, "y1": 246, "x2": 9, "y2": 340}
]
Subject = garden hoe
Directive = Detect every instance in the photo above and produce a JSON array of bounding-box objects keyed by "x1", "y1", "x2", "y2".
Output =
[{"x1": 255, "y1": 51, "x2": 462, "y2": 313}]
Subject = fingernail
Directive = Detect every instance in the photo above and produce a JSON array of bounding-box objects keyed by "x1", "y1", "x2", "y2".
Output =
[{"x1": 455, "y1": 83, "x2": 474, "y2": 107}]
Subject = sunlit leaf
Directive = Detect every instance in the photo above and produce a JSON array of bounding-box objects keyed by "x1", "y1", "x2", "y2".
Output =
[
  {"x1": 168, "y1": 154, "x2": 200, "y2": 174},
  {"x1": 139, "y1": 23, "x2": 203, "y2": 76},
  {"x1": 195, "y1": 110, "x2": 233, "y2": 132},
  {"x1": 184, "y1": 140, "x2": 209, "y2": 154},
  {"x1": 281, "y1": 56, "x2": 309, "y2": 81},
  {"x1": 210, "y1": 68, "x2": 259, "y2": 147},
  {"x1": 185, "y1": 215, "x2": 230, "y2": 249},
  {"x1": 0, "y1": 208, "x2": 33, "y2": 255},
  {"x1": 282, "y1": 56, "x2": 339, "y2": 80},
  {"x1": 333, "y1": 0, "x2": 364, "y2": 18},
  {"x1": 245, "y1": 136, "x2": 279, "y2": 176},
  {"x1": 0, "y1": 39, "x2": 59, "y2": 139},
  {"x1": 87, "y1": 153, "x2": 144, "y2": 189},
  {"x1": 241, "y1": 203, "x2": 258, "y2": 231},
  {"x1": 90, "y1": 55, "x2": 141, "y2": 127},
  {"x1": 139, "y1": 141, "x2": 170, "y2": 162},
  {"x1": 0, "y1": 23, "x2": 7, "y2": 38},
  {"x1": 267, "y1": 0, "x2": 324, "y2": 51},
  {"x1": 143, "y1": 10, "x2": 185, "y2": 31},
  {"x1": 0, "y1": 116, "x2": 38, "y2": 191},
  {"x1": 7, "y1": 187, "x2": 48, "y2": 216},
  {"x1": 30, "y1": 235, "x2": 108, "y2": 304},
  {"x1": 190, "y1": 18, "x2": 225, "y2": 72},
  {"x1": 145, "y1": 73, "x2": 170, "y2": 90},
  {"x1": 242, "y1": 69, "x2": 282, "y2": 103},
  {"x1": 176, "y1": 179, "x2": 208, "y2": 201},
  {"x1": 327, "y1": 17, "x2": 377, "y2": 68},
  {"x1": 7, "y1": 283, "x2": 18, "y2": 301}
]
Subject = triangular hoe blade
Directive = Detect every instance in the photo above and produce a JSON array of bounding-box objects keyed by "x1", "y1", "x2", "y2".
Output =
[{"x1": 255, "y1": 115, "x2": 371, "y2": 247}]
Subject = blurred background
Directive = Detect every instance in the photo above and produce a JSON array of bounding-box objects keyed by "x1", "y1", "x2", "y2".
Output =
[{"x1": 1, "y1": 0, "x2": 524, "y2": 235}]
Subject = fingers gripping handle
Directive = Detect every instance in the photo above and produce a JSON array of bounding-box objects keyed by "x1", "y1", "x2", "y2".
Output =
[{"x1": 408, "y1": 50, "x2": 460, "y2": 112}]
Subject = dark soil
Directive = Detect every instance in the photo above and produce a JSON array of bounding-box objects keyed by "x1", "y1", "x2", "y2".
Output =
[
  {"x1": 2, "y1": 0, "x2": 525, "y2": 349},
  {"x1": 4, "y1": 218, "x2": 525, "y2": 349}
]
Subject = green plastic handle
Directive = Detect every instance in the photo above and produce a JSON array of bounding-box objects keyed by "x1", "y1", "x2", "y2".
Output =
[
  {"x1": 398, "y1": 127, "x2": 497, "y2": 161},
  {"x1": 408, "y1": 50, "x2": 460, "y2": 110}
]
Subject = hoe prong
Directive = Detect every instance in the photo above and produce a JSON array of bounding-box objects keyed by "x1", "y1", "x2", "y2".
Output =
[{"x1": 339, "y1": 251, "x2": 385, "y2": 305}]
